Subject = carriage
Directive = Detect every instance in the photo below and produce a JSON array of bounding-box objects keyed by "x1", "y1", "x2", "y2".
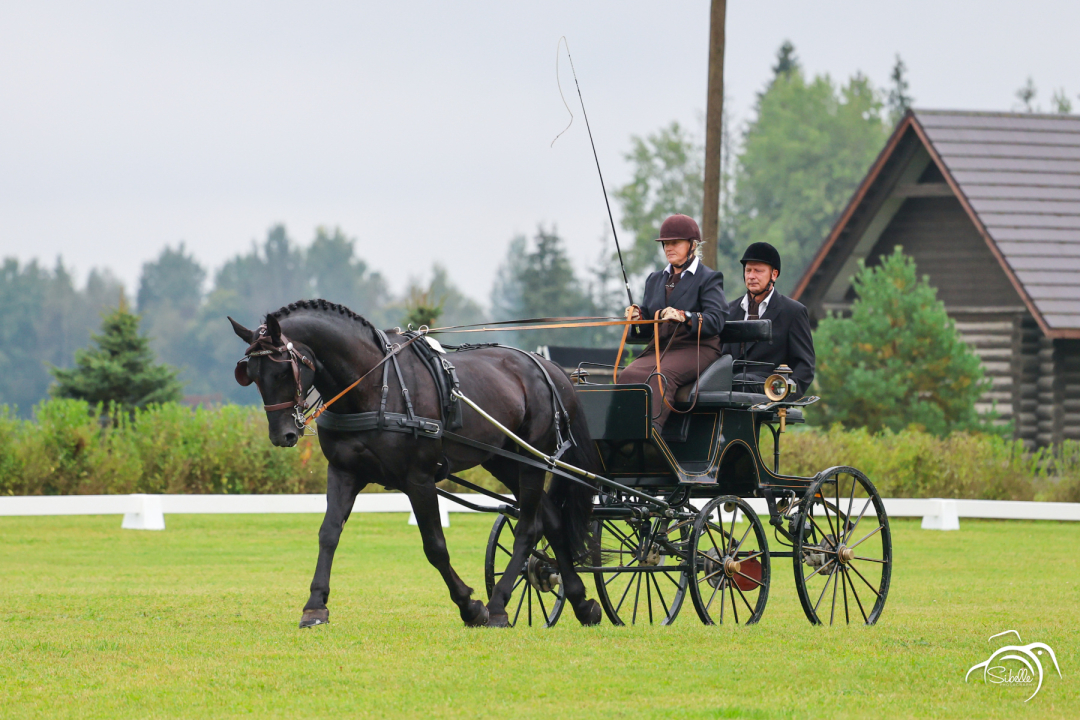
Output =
[
  {"x1": 475, "y1": 319, "x2": 893, "y2": 627},
  {"x1": 234, "y1": 305, "x2": 891, "y2": 630}
]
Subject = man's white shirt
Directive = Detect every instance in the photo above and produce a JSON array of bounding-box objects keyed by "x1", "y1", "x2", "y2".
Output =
[{"x1": 739, "y1": 288, "x2": 775, "y2": 320}]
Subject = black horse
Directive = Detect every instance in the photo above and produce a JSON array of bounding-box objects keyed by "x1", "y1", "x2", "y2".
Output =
[{"x1": 230, "y1": 299, "x2": 603, "y2": 628}]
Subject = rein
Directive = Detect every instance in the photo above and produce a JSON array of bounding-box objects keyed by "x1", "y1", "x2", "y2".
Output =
[{"x1": 244, "y1": 315, "x2": 678, "y2": 431}]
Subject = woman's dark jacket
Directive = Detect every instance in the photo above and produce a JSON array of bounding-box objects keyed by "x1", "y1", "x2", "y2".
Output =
[{"x1": 630, "y1": 263, "x2": 727, "y2": 350}]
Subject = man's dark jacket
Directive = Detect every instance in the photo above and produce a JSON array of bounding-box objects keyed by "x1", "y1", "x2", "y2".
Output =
[
  {"x1": 630, "y1": 263, "x2": 727, "y2": 350},
  {"x1": 721, "y1": 291, "x2": 815, "y2": 396}
]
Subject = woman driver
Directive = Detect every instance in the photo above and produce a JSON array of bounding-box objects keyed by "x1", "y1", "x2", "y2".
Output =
[{"x1": 617, "y1": 214, "x2": 727, "y2": 430}]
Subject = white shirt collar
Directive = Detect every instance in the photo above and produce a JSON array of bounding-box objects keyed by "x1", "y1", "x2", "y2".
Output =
[
  {"x1": 664, "y1": 256, "x2": 699, "y2": 276},
  {"x1": 740, "y1": 287, "x2": 775, "y2": 318}
]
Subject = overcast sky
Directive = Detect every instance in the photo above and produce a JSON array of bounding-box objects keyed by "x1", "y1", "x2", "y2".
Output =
[{"x1": 1, "y1": 1, "x2": 1077, "y2": 308}]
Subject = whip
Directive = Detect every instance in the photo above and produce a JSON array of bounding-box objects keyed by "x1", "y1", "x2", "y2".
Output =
[{"x1": 552, "y1": 37, "x2": 635, "y2": 308}]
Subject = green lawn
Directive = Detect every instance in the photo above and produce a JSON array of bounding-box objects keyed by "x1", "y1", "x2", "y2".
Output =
[{"x1": 1, "y1": 512, "x2": 1076, "y2": 719}]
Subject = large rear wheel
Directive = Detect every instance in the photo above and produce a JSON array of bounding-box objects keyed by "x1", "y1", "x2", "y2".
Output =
[{"x1": 792, "y1": 467, "x2": 892, "y2": 625}]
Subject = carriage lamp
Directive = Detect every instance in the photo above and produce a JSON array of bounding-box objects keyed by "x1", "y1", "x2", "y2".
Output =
[{"x1": 763, "y1": 365, "x2": 797, "y2": 402}]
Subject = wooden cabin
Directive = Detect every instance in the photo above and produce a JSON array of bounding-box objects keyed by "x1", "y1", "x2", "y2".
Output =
[{"x1": 793, "y1": 109, "x2": 1080, "y2": 448}]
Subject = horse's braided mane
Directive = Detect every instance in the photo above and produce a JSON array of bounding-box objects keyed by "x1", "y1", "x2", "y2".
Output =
[{"x1": 266, "y1": 299, "x2": 375, "y2": 330}]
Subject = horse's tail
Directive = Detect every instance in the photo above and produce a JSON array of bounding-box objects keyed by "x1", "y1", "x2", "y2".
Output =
[{"x1": 549, "y1": 405, "x2": 602, "y2": 560}]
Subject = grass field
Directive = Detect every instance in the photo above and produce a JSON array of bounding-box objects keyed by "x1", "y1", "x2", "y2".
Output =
[{"x1": 1, "y1": 512, "x2": 1077, "y2": 719}]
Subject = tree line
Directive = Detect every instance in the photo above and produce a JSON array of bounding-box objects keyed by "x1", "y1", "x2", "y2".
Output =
[{"x1": 0, "y1": 41, "x2": 1006, "y2": 431}]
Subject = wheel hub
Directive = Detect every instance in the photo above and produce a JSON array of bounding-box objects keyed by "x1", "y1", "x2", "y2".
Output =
[
  {"x1": 702, "y1": 548, "x2": 724, "y2": 588},
  {"x1": 838, "y1": 545, "x2": 854, "y2": 564},
  {"x1": 526, "y1": 553, "x2": 559, "y2": 593}
]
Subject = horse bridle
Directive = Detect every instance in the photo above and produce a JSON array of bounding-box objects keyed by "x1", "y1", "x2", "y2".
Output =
[{"x1": 242, "y1": 325, "x2": 317, "y2": 427}]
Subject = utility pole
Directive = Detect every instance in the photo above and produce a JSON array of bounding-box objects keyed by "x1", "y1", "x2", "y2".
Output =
[{"x1": 701, "y1": 0, "x2": 726, "y2": 268}]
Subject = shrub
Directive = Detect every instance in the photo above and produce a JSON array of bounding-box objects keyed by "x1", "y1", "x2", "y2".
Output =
[{"x1": 761, "y1": 425, "x2": 1049, "y2": 501}]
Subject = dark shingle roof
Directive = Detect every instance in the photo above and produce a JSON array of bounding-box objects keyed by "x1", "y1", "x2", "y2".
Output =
[{"x1": 916, "y1": 110, "x2": 1080, "y2": 330}]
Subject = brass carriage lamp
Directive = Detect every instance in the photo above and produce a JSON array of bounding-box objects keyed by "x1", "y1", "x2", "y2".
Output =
[
  {"x1": 764, "y1": 365, "x2": 796, "y2": 433},
  {"x1": 763, "y1": 365, "x2": 796, "y2": 403}
]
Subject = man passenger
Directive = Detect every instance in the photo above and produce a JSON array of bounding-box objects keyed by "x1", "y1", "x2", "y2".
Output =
[{"x1": 722, "y1": 242, "x2": 815, "y2": 398}]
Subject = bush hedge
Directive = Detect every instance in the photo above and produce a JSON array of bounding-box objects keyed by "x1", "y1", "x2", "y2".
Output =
[
  {"x1": 761, "y1": 426, "x2": 1080, "y2": 503},
  {"x1": 1, "y1": 399, "x2": 1077, "y2": 502}
]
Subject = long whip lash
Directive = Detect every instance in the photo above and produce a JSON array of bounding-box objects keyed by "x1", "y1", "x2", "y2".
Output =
[{"x1": 552, "y1": 36, "x2": 635, "y2": 308}]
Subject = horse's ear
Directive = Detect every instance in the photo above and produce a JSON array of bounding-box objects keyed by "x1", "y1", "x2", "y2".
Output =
[
  {"x1": 234, "y1": 360, "x2": 254, "y2": 387},
  {"x1": 229, "y1": 317, "x2": 255, "y2": 343},
  {"x1": 265, "y1": 315, "x2": 282, "y2": 344}
]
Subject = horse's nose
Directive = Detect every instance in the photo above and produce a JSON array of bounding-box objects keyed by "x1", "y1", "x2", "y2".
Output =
[{"x1": 283, "y1": 431, "x2": 298, "y2": 447}]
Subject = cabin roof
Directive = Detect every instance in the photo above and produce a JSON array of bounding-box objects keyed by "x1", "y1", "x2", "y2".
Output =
[{"x1": 794, "y1": 109, "x2": 1080, "y2": 338}]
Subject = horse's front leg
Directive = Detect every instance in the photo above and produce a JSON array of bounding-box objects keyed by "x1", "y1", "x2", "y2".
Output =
[
  {"x1": 404, "y1": 472, "x2": 488, "y2": 626},
  {"x1": 301, "y1": 464, "x2": 364, "y2": 628},
  {"x1": 485, "y1": 469, "x2": 544, "y2": 627}
]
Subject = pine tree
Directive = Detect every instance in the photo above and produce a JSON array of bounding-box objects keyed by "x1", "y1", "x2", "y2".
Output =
[
  {"x1": 811, "y1": 247, "x2": 989, "y2": 436},
  {"x1": 772, "y1": 41, "x2": 799, "y2": 78},
  {"x1": 886, "y1": 54, "x2": 913, "y2": 125},
  {"x1": 51, "y1": 297, "x2": 183, "y2": 410}
]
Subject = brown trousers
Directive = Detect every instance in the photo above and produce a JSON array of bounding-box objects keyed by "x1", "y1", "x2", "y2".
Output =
[{"x1": 617, "y1": 338, "x2": 723, "y2": 429}]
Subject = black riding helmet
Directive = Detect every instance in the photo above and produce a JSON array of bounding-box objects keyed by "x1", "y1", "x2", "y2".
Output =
[{"x1": 740, "y1": 242, "x2": 781, "y2": 276}]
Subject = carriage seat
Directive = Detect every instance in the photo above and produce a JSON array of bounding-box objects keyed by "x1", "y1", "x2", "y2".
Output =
[
  {"x1": 671, "y1": 354, "x2": 803, "y2": 421},
  {"x1": 673, "y1": 354, "x2": 733, "y2": 404}
]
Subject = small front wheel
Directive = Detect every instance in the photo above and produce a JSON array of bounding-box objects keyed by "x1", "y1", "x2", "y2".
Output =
[
  {"x1": 484, "y1": 514, "x2": 565, "y2": 627},
  {"x1": 688, "y1": 496, "x2": 771, "y2": 625}
]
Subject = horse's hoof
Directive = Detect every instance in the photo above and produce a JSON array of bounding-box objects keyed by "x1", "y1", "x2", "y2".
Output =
[
  {"x1": 299, "y1": 608, "x2": 329, "y2": 629},
  {"x1": 463, "y1": 600, "x2": 489, "y2": 627},
  {"x1": 577, "y1": 599, "x2": 602, "y2": 627},
  {"x1": 487, "y1": 613, "x2": 510, "y2": 628}
]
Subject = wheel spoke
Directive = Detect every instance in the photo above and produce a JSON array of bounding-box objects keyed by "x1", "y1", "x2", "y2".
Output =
[
  {"x1": 728, "y1": 502, "x2": 737, "y2": 554},
  {"x1": 497, "y1": 542, "x2": 514, "y2": 557},
  {"x1": 829, "y1": 560, "x2": 839, "y2": 625},
  {"x1": 733, "y1": 580, "x2": 757, "y2": 618},
  {"x1": 605, "y1": 558, "x2": 641, "y2": 587},
  {"x1": 732, "y1": 521, "x2": 754, "y2": 556},
  {"x1": 841, "y1": 558, "x2": 850, "y2": 624},
  {"x1": 718, "y1": 577, "x2": 726, "y2": 623},
  {"x1": 849, "y1": 524, "x2": 884, "y2": 551},
  {"x1": 536, "y1": 587, "x2": 548, "y2": 621},
  {"x1": 632, "y1": 572, "x2": 643, "y2": 624},
  {"x1": 649, "y1": 572, "x2": 671, "y2": 620},
  {"x1": 643, "y1": 569, "x2": 652, "y2": 626},
  {"x1": 737, "y1": 550, "x2": 765, "y2": 563},
  {"x1": 614, "y1": 570, "x2": 637, "y2": 613},
  {"x1": 844, "y1": 567, "x2": 869, "y2": 623},
  {"x1": 803, "y1": 558, "x2": 836, "y2": 584},
  {"x1": 845, "y1": 497, "x2": 874, "y2": 544},
  {"x1": 845, "y1": 474, "x2": 857, "y2": 544},
  {"x1": 510, "y1": 576, "x2": 527, "y2": 626},
  {"x1": 807, "y1": 514, "x2": 834, "y2": 548},
  {"x1": 704, "y1": 523, "x2": 726, "y2": 558},
  {"x1": 729, "y1": 582, "x2": 740, "y2": 624},
  {"x1": 698, "y1": 568, "x2": 723, "y2": 586},
  {"x1": 820, "y1": 486, "x2": 839, "y2": 541},
  {"x1": 662, "y1": 570, "x2": 681, "y2": 589},
  {"x1": 847, "y1": 561, "x2": 883, "y2": 598},
  {"x1": 813, "y1": 567, "x2": 836, "y2": 614},
  {"x1": 733, "y1": 570, "x2": 764, "y2": 588},
  {"x1": 852, "y1": 555, "x2": 887, "y2": 564},
  {"x1": 603, "y1": 521, "x2": 637, "y2": 549}
]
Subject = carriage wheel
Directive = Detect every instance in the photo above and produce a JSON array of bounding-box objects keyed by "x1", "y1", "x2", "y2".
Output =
[
  {"x1": 792, "y1": 467, "x2": 892, "y2": 626},
  {"x1": 591, "y1": 515, "x2": 689, "y2": 625},
  {"x1": 688, "y1": 496, "x2": 771, "y2": 625},
  {"x1": 484, "y1": 514, "x2": 565, "y2": 627}
]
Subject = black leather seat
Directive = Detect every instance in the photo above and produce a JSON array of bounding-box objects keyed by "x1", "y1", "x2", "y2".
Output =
[{"x1": 670, "y1": 355, "x2": 803, "y2": 420}]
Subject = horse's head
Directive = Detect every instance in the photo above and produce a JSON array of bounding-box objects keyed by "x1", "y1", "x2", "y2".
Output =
[{"x1": 230, "y1": 314, "x2": 317, "y2": 448}]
